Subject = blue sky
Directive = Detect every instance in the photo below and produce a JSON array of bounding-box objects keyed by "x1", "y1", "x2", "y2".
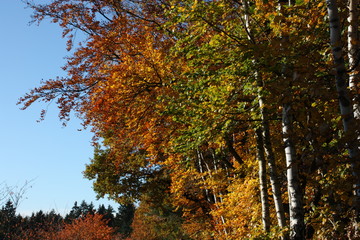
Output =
[{"x1": 0, "y1": 1, "x2": 116, "y2": 215}]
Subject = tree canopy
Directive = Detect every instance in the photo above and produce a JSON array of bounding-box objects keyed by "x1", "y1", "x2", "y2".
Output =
[{"x1": 19, "y1": 0, "x2": 360, "y2": 239}]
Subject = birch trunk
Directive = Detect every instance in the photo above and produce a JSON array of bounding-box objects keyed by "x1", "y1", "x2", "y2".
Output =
[
  {"x1": 255, "y1": 129, "x2": 271, "y2": 232},
  {"x1": 203, "y1": 150, "x2": 229, "y2": 236},
  {"x1": 197, "y1": 149, "x2": 212, "y2": 203},
  {"x1": 282, "y1": 102, "x2": 305, "y2": 239},
  {"x1": 241, "y1": 1, "x2": 273, "y2": 233},
  {"x1": 279, "y1": 2, "x2": 305, "y2": 235},
  {"x1": 244, "y1": 0, "x2": 288, "y2": 231},
  {"x1": 326, "y1": 0, "x2": 360, "y2": 210},
  {"x1": 347, "y1": 0, "x2": 360, "y2": 213},
  {"x1": 347, "y1": 0, "x2": 360, "y2": 119},
  {"x1": 257, "y1": 80, "x2": 287, "y2": 232}
]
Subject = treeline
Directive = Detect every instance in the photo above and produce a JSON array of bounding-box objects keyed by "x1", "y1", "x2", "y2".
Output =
[
  {"x1": 19, "y1": 0, "x2": 360, "y2": 239},
  {"x1": 0, "y1": 200, "x2": 134, "y2": 240}
]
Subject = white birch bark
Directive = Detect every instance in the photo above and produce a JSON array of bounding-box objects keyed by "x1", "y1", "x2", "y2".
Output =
[
  {"x1": 255, "y1": 128, "x2": 271, "y2": 232},
  {"x1": 197, "y1": 149, "x2": 212, "y2": 203},
  {"x1": 347, "y1": 0, "x2": 360, "y2": 119},
  {"x1": 326, "y1": 0, "x2": 360, "y2": 209},
  {"x1": 199, "y1": 149, "x2": 228, "y2": 236},
  {"x1": 282, "y1": 102, "x2": 305, "y2": 240},
  {"x1": 257, "y1": 80, "x2": 287, "y2": 227},
  {"x1": 243, "y1": 0, "x2": 289, "y2": 233},
  {"x1": 210, "y1": 149, "x2": 228, "y2": 236},
  {"x1": 347, "y1": 0, "x2": 360, "y2": 169},
  {"x1": 279, "y1": 2, "x2": 305, "y2": 236},
  {"x1": 242, "y1": 0, "x2": 272, "y2": 232}
]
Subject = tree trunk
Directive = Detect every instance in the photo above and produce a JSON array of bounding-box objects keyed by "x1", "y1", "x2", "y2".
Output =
[
  {"x1": 257, "y1": 78, "x2": 288, "y2": 238},
  {"x1": 326, "y1": 0, "x2": 360, "y2": 210},
  {"x1": 279, "y1": 1, "x2": 305, "y2": 234},
  {"x1": 347, "y1": 0, "x2": 360, "y2": 214},
  {"x1": 241, "y1": 4, "x2": 272, "y2": 232},
  {"x1": 347, "y1": 0, "x2": 360, "y2": 119},
  {"x1": 263, "y1": 119, "x2": 287, "y2": 230},
  {"x1": 255, "y1": 128, "x2": 271, "y2": 232},
  {"x1": 282, "y1": 102, "x2": 305, "y2": 240}
]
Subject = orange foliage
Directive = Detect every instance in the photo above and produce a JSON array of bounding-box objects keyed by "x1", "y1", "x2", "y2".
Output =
[
  {"x1": 19, "y1": 0, "x2": 360, "y2": 238},
  {"x1": 128, "y1": 203, "x2": 159, "y2": 240},
  {"x1": 211, "y1": 178, "x2": 263, "y2": 239},
  {"x1": 56, "y1": 214, "x2": 114, "y2": 240}
]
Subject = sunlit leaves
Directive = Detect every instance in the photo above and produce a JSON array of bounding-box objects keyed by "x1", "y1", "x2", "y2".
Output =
[
  {"x1": 56, "y1": 214, "x2": 114, "y2": 240},
  {"x1": 18, "y1": 0, "x2": 360, "y2": 238}
]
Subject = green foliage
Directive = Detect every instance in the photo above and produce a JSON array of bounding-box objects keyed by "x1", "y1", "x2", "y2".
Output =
[
  {"x1": 0, "y1": 200, "x2": 135, "y2": 239},
  {"x1": 84, "y1": 146, "x2": 163, "y2": 204},
  {"x1": 19, "y1": 0, "x2": 360, "y2": 238}
]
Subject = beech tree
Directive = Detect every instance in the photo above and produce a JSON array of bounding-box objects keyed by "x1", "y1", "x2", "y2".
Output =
[
  {"x1": 19, "y1": 0, "x2": 360, "y2": 239},
  {"x1": 55, "y1": 214, "x2": 114, "y2": 240}
]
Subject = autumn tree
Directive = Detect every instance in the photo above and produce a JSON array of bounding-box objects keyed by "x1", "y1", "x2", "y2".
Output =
[
  {"x1": 54, "y1": 213, "x2": 114, "y2": 240},
  {"x1": 19, "y1": 0, "x2": 360, "y2": 239},
  {"x1": 326, "y1": 0, "x2": 360, "y2": 216}
]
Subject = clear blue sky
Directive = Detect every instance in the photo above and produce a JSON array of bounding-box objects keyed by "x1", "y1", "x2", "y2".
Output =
[{"x1": 0, "y1": 1, "x2": 116, "y2": 215}]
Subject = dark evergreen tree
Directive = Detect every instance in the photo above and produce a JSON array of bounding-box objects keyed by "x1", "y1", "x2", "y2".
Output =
[
  {"x1": 80, "y1": 200, "x2": 95, "y2": 216},
  {"x1": 97, "y1": 204, "x2": 106, "y2": 215},
  {"x1": 97, "y1": 204, "x2": 115, "y2": 227},
  {"x1": 65, "y1": 200, "x2": 112, "y2": 223},
  {"x1": 114, "y1": 203, "x2": 135, "y2": 237},
  {"x1": 0, "y1": 200, "x2": 123, "y2": 239},
  {"x1": 64, "y1": 201, "x2": 82, "y2": 223},
  {"x1": 19, "y1": 209, "x2": 63, "y2": 239},
  {"x1": 0, "y1": 200, "x2": 21, "y2": 239}
]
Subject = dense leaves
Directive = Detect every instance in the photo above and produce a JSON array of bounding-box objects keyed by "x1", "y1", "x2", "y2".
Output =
[
  {"x1": 19, "y1": 0, "x2": 360, "y2": 239},
  {"x1": 0, "y1": 200, "x2": 134, "y2": 240}
]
